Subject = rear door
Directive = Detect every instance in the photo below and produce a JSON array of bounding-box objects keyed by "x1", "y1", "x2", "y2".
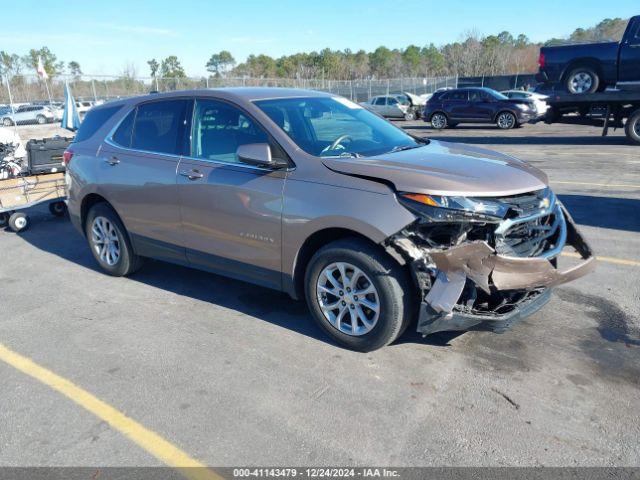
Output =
[
  {"x1": 618, "y1": 18, "x2": 640, "y2": 85},
  {"x1": 444, "y1": 90, "x2": 470, "y2": 120},
  {"x1": 177, "y1": 98, "x2": 286, "y2": 289},
  {"x1": 100, "y1": 98, "x2": 190, "y2": 263}
]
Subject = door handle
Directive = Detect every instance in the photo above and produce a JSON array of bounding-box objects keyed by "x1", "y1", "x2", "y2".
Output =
[
  {"x1": 105, "y1": 157, "x2": 120, "y2": 166},
  {"x1": 179, "y1": 169, "x2": 204, "y2": 180}
]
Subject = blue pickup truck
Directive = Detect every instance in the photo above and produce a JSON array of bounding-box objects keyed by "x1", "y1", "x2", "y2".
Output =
[{"x1": 537, "y1": 15, "x2": 640, "y2": 94}]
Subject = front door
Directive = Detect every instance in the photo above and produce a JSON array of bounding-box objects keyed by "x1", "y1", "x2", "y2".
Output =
[
  {"x1": 467, "y1": 90, "x2": 495, "y2": 121},
  {"x1": 100, "y1": 98, "x2": 189, "y2": 263},
  {"x1": 177, "y1": 98, "x2": 286, "y2": 289},
  {"x1": 618, "y1": 19, "x2": 640, "y2": 85}
]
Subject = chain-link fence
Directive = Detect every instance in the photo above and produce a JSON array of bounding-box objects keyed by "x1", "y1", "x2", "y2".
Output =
[{"x1": 1, "y1": 73, "x2": 537, "y2": 107}]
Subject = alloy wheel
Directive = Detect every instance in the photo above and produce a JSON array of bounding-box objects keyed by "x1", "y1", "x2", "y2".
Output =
[
  {"x1": 431, "y1": 113, "x2": 446, "y2": 129},
  {"x1": 497, "y1": 112, "x2": 515, "y2": 129},
  {"x1": 570, "y1": 72, "x2": 593, "y2": 94},
  {"x1": 316, "y1": 262, "x2": 380, "y2": 336},
  {"x1": 91, "y1": 216, "x2": 121, "y2": 266}
]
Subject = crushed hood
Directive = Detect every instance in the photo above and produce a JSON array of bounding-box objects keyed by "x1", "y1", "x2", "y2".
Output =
[{"x1": 322, "y1": 140, "x2": 548, "y2": 197}]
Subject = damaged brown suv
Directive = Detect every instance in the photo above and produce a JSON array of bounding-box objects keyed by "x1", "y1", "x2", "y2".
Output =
[{"x1": 66, "y1": 88, "x2": 595, "y2": 351}]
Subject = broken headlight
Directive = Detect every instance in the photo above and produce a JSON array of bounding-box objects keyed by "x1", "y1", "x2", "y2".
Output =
[{"x1": 399, "y1": 192, "x2": 509, "y2": 222}]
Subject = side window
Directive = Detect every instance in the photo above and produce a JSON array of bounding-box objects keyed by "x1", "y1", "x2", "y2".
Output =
[
  {"x1": 373, "y1": 97, "x2": 386, "y2": 105},
  {"x1": 131, "y1": 100, "x2": 188, "y2": 155},
  {"x1": 191, "y1": 99, "x2": 269, "y2": 164},
  {"x1": 75, "y1": 105, "x2": 122, "y2": 143},
  {"x1": 111, "y1": 108, "x2": 136, "y2": 147},
  {"x1": 449, "y1": 91, "x2": 468, "y2": 101},
  {"x1": 387, "y1": 97, "x2": 399, "y2": 105}
]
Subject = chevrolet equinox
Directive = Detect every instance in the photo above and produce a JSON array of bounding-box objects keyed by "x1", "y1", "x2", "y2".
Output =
[{"x1": 65, "y1": 88, "x2": 595, "y2": 351}]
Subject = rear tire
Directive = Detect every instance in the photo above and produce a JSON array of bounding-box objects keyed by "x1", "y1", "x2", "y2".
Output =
[
  {"x1": 625, "y1": 110, "x2": 640, "y2": 146},
  {"x1": 85, "y1": 202, "x2": 143, "y2": 276},
  {"x1": 430, "y1": 112, "x2": 448, "y2": 130},
  {"x1": 305, "y1": 238, "x2": 416, "y2": 352},
  {"x1": 565, "y1": 67, "x2": 600, "y2": 94}
]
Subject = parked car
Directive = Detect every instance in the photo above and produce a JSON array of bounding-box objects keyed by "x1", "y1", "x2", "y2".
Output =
[
  {"x1": 75, "y1": 100, "x2": 94, "y2": 115},
  {"x1": 360, "y1": 95, "x2": 414, "y2": 120},
  {"x1": 393, "y1": 92, "x2": 429, "y2": 119},
  {"x1": 537, "y1": 15, "x2": 640, "y2": 94},
  {"x1": 65, "y1": 88, "x2": 594, "y2": 351},
  {"x1": 423, "y1": 87, "x2": 537, "y2": 129},
  {"x1": 501, "y1": 90, "x2": 549, "y2": 116},
  {"x1": 1, "y1": 105, "x2": 55, "y2": 126}
]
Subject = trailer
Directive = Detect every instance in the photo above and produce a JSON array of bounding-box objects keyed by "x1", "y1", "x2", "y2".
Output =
[
  {"x1": 0, "y1": 172, "x2": 67, "y2": 232},
  {"x1": 540, "y1": 91, "x2": 640, "y2": 145}
]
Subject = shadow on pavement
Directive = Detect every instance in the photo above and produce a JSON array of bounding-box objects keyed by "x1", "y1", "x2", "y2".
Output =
[
  {"x1": 15, "y1": 208, "x2": 457, "y2": 350},
  {"x1": 558, "y1": 195, "x2": 640, "y2": 233}
]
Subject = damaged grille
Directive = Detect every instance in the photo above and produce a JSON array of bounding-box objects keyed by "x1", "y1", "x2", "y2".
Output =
[{"x1": 492, "y1": 189, "x2": 566, "y2": 259}]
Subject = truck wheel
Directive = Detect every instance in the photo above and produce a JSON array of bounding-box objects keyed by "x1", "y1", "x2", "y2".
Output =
[
  {"x1": 625, "y1": 110, "x2": 640, "y2": 146},
  {"x1": 305, "y1": 238, "x2": 416, "y2": 352},
  {"x1": 565, "y1": 67, "x2": 600, "y2": 94},
  {"x1": 8, "y1": 212, "x2": 29, "y2": 232}
]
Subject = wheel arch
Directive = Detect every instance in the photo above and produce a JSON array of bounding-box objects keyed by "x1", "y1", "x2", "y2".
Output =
[
  {"x1": 560, "y1": 58, "x2": 604, "y2": 85},
  {"x1": 288, "y1": 227, "x2": 403, "y2": 300},
  {"x1": 80, "y1": 193, "x2": 126, "y2": 237},
  {"x1": 493, "y1": 109, "x2": 517, "y2": 123},
  {"x1": 429, "y1": 110, "x2": 448, "y2": 122}
]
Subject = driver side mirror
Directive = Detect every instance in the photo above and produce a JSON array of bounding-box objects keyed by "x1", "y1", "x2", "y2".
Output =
[{"x1": 237, "y1": 143, "x2": 287, "y2": 169}]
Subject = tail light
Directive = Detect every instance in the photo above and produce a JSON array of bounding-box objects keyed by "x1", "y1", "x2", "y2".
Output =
[
  {"x1": 62, "y1": 149, "x2": 74, "y2": 166},
  {"x1": 538, "y1": 52, "x2": 545, "y2": 69}
]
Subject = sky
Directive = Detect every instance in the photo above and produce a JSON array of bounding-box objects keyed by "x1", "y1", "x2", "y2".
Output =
[{"x1": 2, "y1": 0, "x2": 638, "y2": 77}]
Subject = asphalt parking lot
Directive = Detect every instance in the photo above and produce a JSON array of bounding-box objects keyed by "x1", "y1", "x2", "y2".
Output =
[{"x1": 0, "y1": 121, "x2": 638, "y2": 469}]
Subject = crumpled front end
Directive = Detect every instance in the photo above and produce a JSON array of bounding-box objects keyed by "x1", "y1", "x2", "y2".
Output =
[{"x1": 385, "y1": 189, "x2": 596, "y2": 336}]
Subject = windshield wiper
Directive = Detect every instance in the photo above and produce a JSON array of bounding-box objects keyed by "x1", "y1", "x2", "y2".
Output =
[
  {"x1": 388, "y1": 144, "x2": 422, "y2": 154},
  {"x1": 323, "y1": 152, "x2": 362, "y2": 159}
]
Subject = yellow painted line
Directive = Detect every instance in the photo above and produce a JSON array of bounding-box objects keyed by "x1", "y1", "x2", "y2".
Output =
[
  {"x1": 552, "y1": 180, "x2": 640, "y2": 189},
  {"x1": 562, "y1": 251, "x2": 640, "y2": 267},
  {"x1": 0, "y1": 343, "x2": 220, "y2": 480}
]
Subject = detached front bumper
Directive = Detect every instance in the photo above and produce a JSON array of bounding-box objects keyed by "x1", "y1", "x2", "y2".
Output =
[{"x1": 388, "y1": 203, "x2": 596, "y2": 336}]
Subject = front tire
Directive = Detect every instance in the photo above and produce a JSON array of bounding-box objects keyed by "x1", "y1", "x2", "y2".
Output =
[
  {"x1": 404, "y1": 110, "x2": 416, "y2": 121},
  {"x1": 496, "y1": 111, "x2": 517, "y2": 130},
  {"x1": 625, "y1": 109, "x2": 640, "y2": 146},
  {"x1": 85, "y1": 202, "x2": 142, "y2": 276},
  {"x1": 36, "y1": 115, "x2": 46, "y2": 125},
  {"x1": 2, "y1": 118, "x2": 13, "y2": 127},
  {"x1": 305, "y1": 238, "x2": 415, "y2": 352},
  {"x1": 565, "y1": 67, "x2": 600, "y2": 94}
]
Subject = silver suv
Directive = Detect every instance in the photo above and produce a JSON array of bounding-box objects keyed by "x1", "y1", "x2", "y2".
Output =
[
  {"x1": 2, "y1": 104, "x2": 55, "y2": 126},
  {"x1": 65, "y1": 88, "x2": 594, "y2": 351}
]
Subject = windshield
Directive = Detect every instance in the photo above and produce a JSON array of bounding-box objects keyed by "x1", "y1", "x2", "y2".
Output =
[
  {"x1": 254, "y1": 96, "x2": 424, "y2": 158},
  {"x1": 487, "y1": 89, "x2": 509, "y2": 101}
]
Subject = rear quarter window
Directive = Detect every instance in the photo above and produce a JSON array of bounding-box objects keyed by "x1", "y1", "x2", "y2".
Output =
[{"x1": 74, "y1": 105, "x2": 122, "y2": 143}]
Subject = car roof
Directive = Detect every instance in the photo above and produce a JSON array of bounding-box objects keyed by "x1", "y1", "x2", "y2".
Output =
[{"x1": 112, "y1": 87, "x2": 334, "y2": 106}]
